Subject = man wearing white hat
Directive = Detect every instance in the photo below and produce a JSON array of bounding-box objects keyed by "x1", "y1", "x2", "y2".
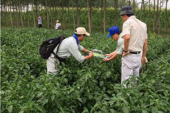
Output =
[
  {"x1": 47, "y1": 27, "x2": 93, "y2": 74},
  {"x1": 120, "y1": 6, "x2": 148, "y2": 86}
]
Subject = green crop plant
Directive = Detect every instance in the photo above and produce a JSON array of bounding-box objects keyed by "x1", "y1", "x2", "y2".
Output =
[{"x1": 1, "y1": 28, "x2": 170, "y2": 113}]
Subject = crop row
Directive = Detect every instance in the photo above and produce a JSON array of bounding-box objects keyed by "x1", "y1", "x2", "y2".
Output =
[{"x1": 1, "y1": 28, "x2": 170, "y2": 113}]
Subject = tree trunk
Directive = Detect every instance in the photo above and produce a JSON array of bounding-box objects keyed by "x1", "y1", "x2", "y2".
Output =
[
  {"x1": 132, "y1": 0, "x2": 136, "y2": 13},
  {"x1": 4, "y1": 2, "x2": 8, "y2": 27},
  {"x1": 101, "y1": 0, "x2": 103, "y2": 29},
  {"x1": 32, "y1": 4, "x2": 36, "y2": 28},
  {"x1": 27, "y1": 1, "x2": 30, "y2": 27},
  {"x1": 21, "y1": 6, "x2": 24, "y2": 27},
  {"x1": 72, "y1": 9, "x2": 76, "y2": 31},
  {"x1": 19, "y1": 0, "x2": 23, "y2": 27},
  {"x1": 52, "y1": 7, "x2": 55, "y2": 29},
  {"x1": 156, "y1": 0, "x2": 159, "y2": 32},
  {"x1": 35, "y1": 0, "x2": 38, "y2": 17},
  {"x1": 50, "y1": 6, "x2": 53, "y2": 28},
  {"x1": 77, "y1": 7, "x2": 80, "y2": 27},
  {"x1": 54, "y1": 6, "x2": 57, "y2": 22},
  {"x1": 114, "y1": 0, "x2": 118, "y2": 26},
  {"x1": 15, "y1": 5, "x2": 19, "y2": 27},
  {"x1": 67, "y1": 6, "x2": 70, "y2": 26},
  {"x1": 9, "y1": 0, "x2": 13, "y2": 27},
  {"x1": 76, "y1": 0, "x2": 80, "y2": 27},
  {"x1": 140, "y1": 0, "x2": 144, "y2": 21},
  {"x1": 158, "y1": 0, "x2": 162, "y2": 34},
  {"x1": 148, "y1": 0, "x2": 151, "y2": 32},
  {"x1": 153, "y1": 0, "x2": 156, "y2": 32},
  {"x1": 87, "y1": 0, "x2": 92, "y2": 33},
  {"x1": 103, "y1": 0, "x2": 106, "y2": 34},
  {"x1": 45, "y1": 0, "x2": 49, "y2": 29},
  {"x1": 62, "y1": 6, "x2": 65, "y2": 30},
  {"x1": 128, "y1": 0, "x2": 131, "y2": 6},
  {"x1": 164, "y1": 0, "x2": 168, "y2": 32}
]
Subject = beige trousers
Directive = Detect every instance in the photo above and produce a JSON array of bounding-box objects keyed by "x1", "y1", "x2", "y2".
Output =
[
  {"x1": 121, "y1": 53, "x2": 141, "y2": 86},
  {"x1": 46, "y1": 57, "x2": 59, "y2": 75}
]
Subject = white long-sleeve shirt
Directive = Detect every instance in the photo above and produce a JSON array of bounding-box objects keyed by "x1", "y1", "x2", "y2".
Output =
[
  {"x1": 50, "y1": 36, "x2": 85, "y2": 63},
  {"x1": 38, "y1": 16, "x2": 42, "y2": 24},
  {"x1": 55, "y1": 23, "x2": 61, "y2": 29}
]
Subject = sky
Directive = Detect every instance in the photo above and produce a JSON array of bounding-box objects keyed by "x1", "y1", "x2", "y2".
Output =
[{"x1": 136, "y1": 0, "x2": 170, "y2": 9}]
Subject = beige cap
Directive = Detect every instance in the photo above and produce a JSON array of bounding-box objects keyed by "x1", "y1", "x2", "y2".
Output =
[{"x1": 75, "y1": 27, "x2": 90, "y2": 36}]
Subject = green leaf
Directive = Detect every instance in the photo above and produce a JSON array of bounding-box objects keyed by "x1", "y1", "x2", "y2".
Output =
[
  {"x1": 110, "y1": 109, "x2": 116, "y2": 113},
  {"x1": 42, "y1": 99, "x2": 48, "y2": 105},
  {"x1": 19, "y1": 110, "x2": 24, "y2": 113},
  {"x1": 37, "y1": 92, "x2": 43, "y2": 98},
  {"x1": 77, "y1": 97, "x2": 82, "y2": 102},
  {"x1": 51, "y1": 95, "x2": 55, "y2": 101},
  {"x1": 152, "y1": 107, "x2": 158, "y2": 113},
  {"x1": 82, "y1": 107, "x2": 89, "y2": 113},
  {"x1": 142, "y1": 110, "x2": 148, "y2": 113},
  {"x1": 122, "y1": 106, "x2": 129, "y2": 113},
  {"x1": 7, "y1": 105, "x2": 13, "y2": 113},
  {"x1": 100, "y1": 81, "x2": 104, "y2": 86}
]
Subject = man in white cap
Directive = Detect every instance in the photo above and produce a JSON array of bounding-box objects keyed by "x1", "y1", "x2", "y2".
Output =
[
  {"x1": 46, "y1": 27, "x2": 93, "y2": 74},
  {"x1": 120, "y1": 6, "x2": 148, "y2": 86}
]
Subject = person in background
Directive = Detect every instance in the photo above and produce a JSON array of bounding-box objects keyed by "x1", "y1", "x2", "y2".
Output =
[
  {"x1": 37, "y1": 14, "x2": 43, "y2": 28},
  {"x1": 120, "y1": 6, "x2": 148, "y2": 86},
  {"x1": 47, "y1": 27, "x2": 93, "y2": 75},
  {"x1": 55, "y1": 20, "x2": 61, "y2": 30}
]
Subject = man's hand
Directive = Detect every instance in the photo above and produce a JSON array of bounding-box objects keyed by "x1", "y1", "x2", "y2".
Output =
[
  {"x1": 88, "y1": 51, "x2": 94, "y2": 58},
  {"x1": 141, "y1": 57, "x2": 147, "y2": 65},
  {"x1": 122, "y1": 51, "x2": 130, "y2": 57},
  {"x1": 103, "y1": 58, "x2": 110, "y2": 62},
  {"x1": 84, "y1": 51, "x2": 93, "y2": 60},
  {"x1": 105, "y1": 54, "x2": 113, "y2": 58}
]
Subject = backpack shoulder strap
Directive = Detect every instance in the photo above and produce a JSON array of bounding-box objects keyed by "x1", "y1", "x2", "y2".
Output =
[
  {"x1": 56, "y1": 35, "x2": 65, "y2": 53},
  {"x1": 53, "y1": 36, "x2": 66, "y2": 64}
]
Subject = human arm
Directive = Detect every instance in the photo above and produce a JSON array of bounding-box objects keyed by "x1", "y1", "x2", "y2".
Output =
[
  {"x1": 103, "y1": 52, "x2": 119, "y2": 61},
  {"x1": 141, "y1": 39, "x2": 147, "y2": 65},
  {"x1": 81, "y1": 48, "x2": 94, "y2": 60},
  {"x1": 82, "y1": 48, "x2": 89, "y2": 53},
  {"x1": 104, "y1": 51, "x2": 116, "y2": 58},
  {"x1": 67, "y1": 44, "x2": 85, "y2": 63},
  {"x1": 84, "y1": 51, "x2": 93, "y2": 60},
  {"x1": 122, "y1": 34, "x2": 130, "y2": 57},
  {"x1": 80, "y1": 48, "x2": 94, "y2": 60},
  {"x1": 103, "y1": 43, "x2": 123, "y2": 61},
  {"x1": 68, "y1": 44, "x2": 93, "y2": 62},
  {"x1": 121, "y1": 20, "x2": 131, "y2": 57}
]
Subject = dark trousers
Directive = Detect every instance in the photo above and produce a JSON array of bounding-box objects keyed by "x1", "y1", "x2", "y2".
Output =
[{"x1": 38, "y1": 24, "x2": 42, "y2": 28}]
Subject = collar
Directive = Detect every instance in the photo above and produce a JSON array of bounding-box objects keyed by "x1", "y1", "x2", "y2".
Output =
[
  {"x1": 73, "y1": 34, "x2": 79, "y2": 45},
  {"x1": 128, "y1": 16, "x2": 136, "y2": 20}
]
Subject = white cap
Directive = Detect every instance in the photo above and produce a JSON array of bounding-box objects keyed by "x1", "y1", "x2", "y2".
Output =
[{"x1": 75, "y1": 27, "x2": 90, "y2": 36}]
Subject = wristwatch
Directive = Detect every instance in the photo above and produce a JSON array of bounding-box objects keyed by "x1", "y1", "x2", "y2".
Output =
[{"x1": 123, "y1": 50, "x2": 128, "y2": 52}]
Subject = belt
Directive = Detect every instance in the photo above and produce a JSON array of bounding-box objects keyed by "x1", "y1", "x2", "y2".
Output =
[{"x1": 129, "y1": 51, "x2": 141, "y2": 54}]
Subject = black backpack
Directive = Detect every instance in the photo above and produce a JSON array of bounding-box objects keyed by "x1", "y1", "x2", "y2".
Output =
[{"x1": 39, "y1": 35, "x2": 66, "y2": 60}]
